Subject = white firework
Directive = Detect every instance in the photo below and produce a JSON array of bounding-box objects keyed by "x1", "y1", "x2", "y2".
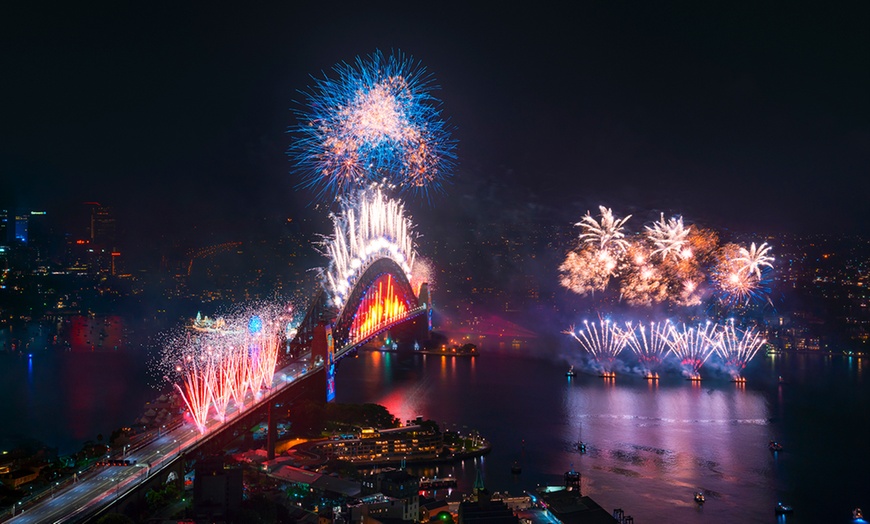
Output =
[
  {"x1": 646, "y1": 213, "x2": 692, "y2": 261},
  {"x1": 734, "y1": 242, "x2": 774, "y2": 278},
  {"x1": 323, "y1": 186, "x2": 417, "y2": 308},
  {"x1": 577, "y1": 206, "x2": 632, "y2": 253},
  {"x1": 714, "y1": 319, "x2": 766, "y2": 376}
]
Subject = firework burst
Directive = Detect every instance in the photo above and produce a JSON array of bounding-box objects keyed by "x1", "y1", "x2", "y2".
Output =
[
  {"x1": 290, "y1": 50, "x2": 456, "y2": 200},
  {"x1": 712, "y1": 243, "x2": 773, "y2": 306},
  {"x1": 560, "y1": 205, "x2": 774, "y2": 310},
  {"x1": 735, "y1": 242, "x2": 774, "y2": 278},
  {"x1": 646, "y1": 213, "x2": 691, "y2": 261},
  {"x1": 577, "y1": 206, "x2": 632, "y2": 253}
]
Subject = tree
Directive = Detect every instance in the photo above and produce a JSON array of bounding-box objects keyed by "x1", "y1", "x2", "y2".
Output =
[{"x1": 96, "y1": 513, "x2": 135, "y2": 524}]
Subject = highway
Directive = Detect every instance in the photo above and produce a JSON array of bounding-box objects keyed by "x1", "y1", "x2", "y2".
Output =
[{"x1": 5, "y1": 356, "x2": 318, "y2": 524}]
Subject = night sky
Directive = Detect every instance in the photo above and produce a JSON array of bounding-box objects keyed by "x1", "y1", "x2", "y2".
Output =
[{"x1": 2, "y1": 3, "x2": 869, "y2": 244}]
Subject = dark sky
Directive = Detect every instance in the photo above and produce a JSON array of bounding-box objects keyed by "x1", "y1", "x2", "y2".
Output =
[{"x1": 2, "y1": 3, "x2": 869, "y2": 242}]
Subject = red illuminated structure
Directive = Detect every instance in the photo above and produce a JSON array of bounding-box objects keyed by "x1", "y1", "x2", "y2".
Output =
[{"x1": 349, "y1": 274, "x2": 410, "y2": 343}]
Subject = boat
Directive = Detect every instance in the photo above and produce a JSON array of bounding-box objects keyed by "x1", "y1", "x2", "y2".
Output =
[
  {"x1": 576, "y1": 441, "x2": 587, "y2": 454},
  {"x1": 775, "y1": 502, "x2": 794, "y2": 514},
  {"x1": 769, "y1": 440, "x2": 783, "y2": 452},
  {"x1": 566, "y1": 365, "x2": 576, "y2": 377},
  {"x1": 599, "y1": 371, "x2": 616, "y2": 379},
  {"x1": 854, "y1": 507, "x2": 864, "y2": 520},
  {"x1": 694, "y1": 492, "x2": 705, "y2": 505},
  {"x1": 511, "y1": 461, "x2": 522, "y2": 474}
]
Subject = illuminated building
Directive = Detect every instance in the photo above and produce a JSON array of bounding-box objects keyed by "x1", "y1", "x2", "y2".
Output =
[
  {"x1": 315, "y1": 425, "x2": 442, "y2": 464},
  {"x1": 350, "y1": 469, "x2": 420, "y2": 523}
]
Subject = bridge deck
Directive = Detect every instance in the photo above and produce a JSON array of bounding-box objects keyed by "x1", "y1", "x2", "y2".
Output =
[{"x1": 5, "y1": 355, "x2": 322, "y2": 524}]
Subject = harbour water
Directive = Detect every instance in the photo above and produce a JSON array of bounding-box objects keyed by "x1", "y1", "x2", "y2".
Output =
[
  {"x1": 333, "y1": 346, "x2": 869, "y2": 524},
  {"x1": 2, "y1": 322, "x2": 868, "y2": 523}
]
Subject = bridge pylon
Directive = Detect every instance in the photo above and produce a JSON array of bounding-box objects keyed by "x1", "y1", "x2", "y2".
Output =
[{"x1": 311, "y1": 322, "x2": 336, "y2": 402}]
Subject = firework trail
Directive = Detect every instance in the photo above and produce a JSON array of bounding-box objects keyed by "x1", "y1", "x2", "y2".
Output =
[
  {"x1": 624, "y1": 320, "x2": 674, "y2": 376},
  {"x1": 290, "y1": 50, "x2": 456, "y2": 200},
  {"x1": 160, "y1": 301, "x2": 295, "y2": 434},
  {"x1": 175, "y1": 354, "x2": 212, "y2": 433},
  {"x1": 564, "y1": 318, "x2": 628, "y2": 374},
  {"x1": 322, "y1": 186, "x2": 416, "y2": 308},
  {"x1": 669, "y1": 321, "x2": 718, "y2": 379},
  {"x1": 714, "y1": 319, "x2": 766, "y2": 379}
]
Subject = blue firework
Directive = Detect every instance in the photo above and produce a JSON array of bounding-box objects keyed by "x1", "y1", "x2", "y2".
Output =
[{"x1": 289, "y1": 50, "x2": 457, "y2": 201}]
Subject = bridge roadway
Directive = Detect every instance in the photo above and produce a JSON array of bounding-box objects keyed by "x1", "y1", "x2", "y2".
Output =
[
  {"x1": 5, "y1": 307, "x2": 425, "y2": 524},
  {"x1": 5, "y1": 355, "x2": 321, "y2": 524}
]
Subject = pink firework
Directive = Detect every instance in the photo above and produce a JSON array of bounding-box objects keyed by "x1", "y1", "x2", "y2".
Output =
[
  {"x1": 669, "y1": 321, "x2": 718, "y2": 379},
  {"x1": 714, "y1": 319, "x2": 766, "y2": 380},
  {"x1": 624, "y1": 320, "x2": 674, "y2": 376}
]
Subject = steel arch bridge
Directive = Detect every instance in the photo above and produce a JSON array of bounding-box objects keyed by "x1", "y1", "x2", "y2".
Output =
[{"x1": 290, "y1": 256, "x2": 430, "y2": 364}]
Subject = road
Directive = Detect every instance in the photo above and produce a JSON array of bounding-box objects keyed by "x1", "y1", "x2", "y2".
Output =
[{"x1": 5, "y1": 356, "x2": 317, "y2": 524}]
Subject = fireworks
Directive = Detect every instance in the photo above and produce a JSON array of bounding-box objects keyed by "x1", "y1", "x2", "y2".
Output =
[
  {"x1": 714, "y1": 319, "x2": 766, "y2": 380},
  {"x1": 565, "y1": 318, "x2": 628, "y2": 374},
  {"x1": 322, "y1": 186, "x2": 416, "y2": 309},
  {"x1": 159, "y1": 302, "x2": 292, "y2": 434},
  {"x1": 623, "y1": 320, "x2": 673, "y2": 375},
  {"x1": 669, "y1": 321, "x2": 718, "y2": 379},
  {"x1": 735, "y1": 242, "x2": 774, "y2": 278},
  {"x1": 645, "y1": 214, "x2": 691, "y2": 261},
  {"x1": 559, "y1": 248, "x2": 617, "y2": 295},
  {"x1": 560, "y1": 205, "x2": 775, "y2": 309},
  {"x1": 712, "y1": 243, "x2": 773, "y2": 306},
  {"x1": 290, "y1": 50, "x2": 456, "y2": 200},
  {"x1": 577, "y1": 206, "x2": 632, "y2": 252}
]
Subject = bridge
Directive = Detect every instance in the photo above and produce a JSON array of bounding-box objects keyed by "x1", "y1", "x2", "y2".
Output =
[{"x1": 3, "y1": 189, "x2": 432, "y2": 523}]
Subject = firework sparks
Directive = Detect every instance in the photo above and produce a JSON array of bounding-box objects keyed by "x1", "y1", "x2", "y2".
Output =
[
  {"x1": 624, "y1": 320, "x2": 674, "y2": 375},
  {"x1": 646, "y1": 213, "x2": 691, "y2": 261},
  {"x1": 322, "y1": 186, "x2": 417, "y2": 308},
  {"x1": 619, "y1": 243, "x2": 669, "y2": 306},
  {"x1": 712, "y1": 243, "x2": 772, "y2": 306},
  {"x1": 714, "y1": 320, "x2": 766, "y2": 379},
  {"x1": 565, "y1": 318, "x2": 628, "y2": 374},
  {"x1": 159, "y1": 301, "x2": 295, "y2": 434},
  {"x1": 559, "y1": 247, "x2": 617, "y2": 295},
  {"x1": 577, "y1": 206, "x2": 632, "y2": 253},
  {"x1": 290, "y1": 50, "x2": 456, "y2": 200},
  {"x1": 669, "y1": 321, "x2": 718, "y2": 379},
  {"x1": 735, "y1": 242, "x2": 774, "y2": 278}
]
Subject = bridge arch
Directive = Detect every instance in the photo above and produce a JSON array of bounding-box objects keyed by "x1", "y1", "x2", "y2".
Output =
[{"x1": 332, "y1": 257, "x2": 420, "y2": 349}]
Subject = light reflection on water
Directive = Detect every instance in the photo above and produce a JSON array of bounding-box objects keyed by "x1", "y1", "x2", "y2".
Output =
[{"x1": 336, "y1": 348, "x2": 869, "y2": 524}]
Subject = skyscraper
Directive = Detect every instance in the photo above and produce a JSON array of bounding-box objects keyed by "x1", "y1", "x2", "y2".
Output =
[{"x1": 89, "y1": 205, "x2": 116, "y2": 249}]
